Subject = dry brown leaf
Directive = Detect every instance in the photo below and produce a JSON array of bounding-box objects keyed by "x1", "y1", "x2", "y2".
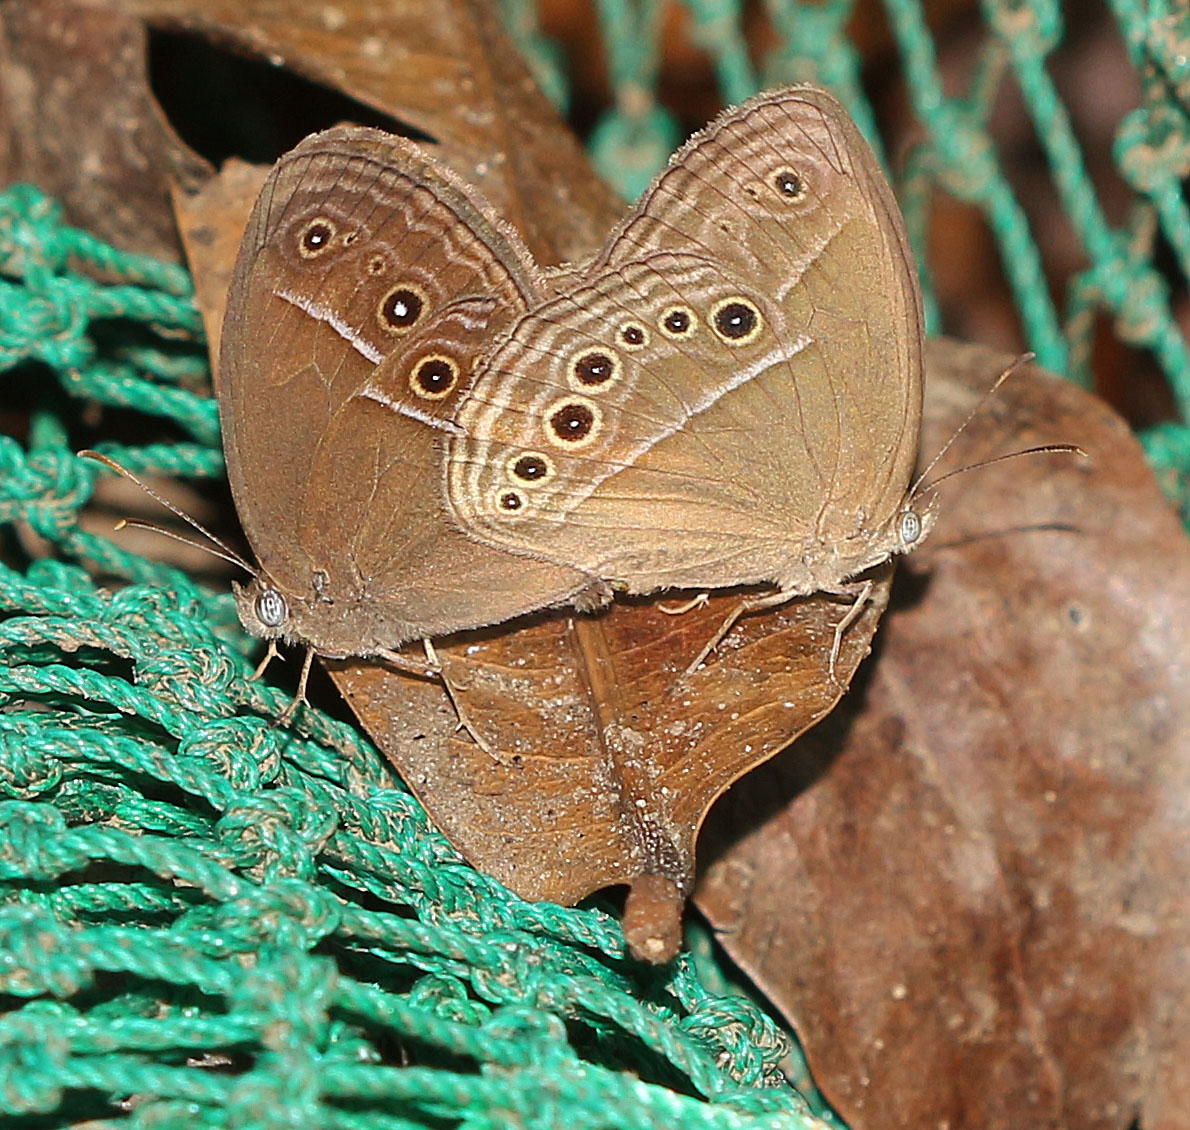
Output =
[
  {"x1": 696, "y1": 338, "x2": 1190, "y2": 1130},
  {"x1": 171, "y1": 160, "x2": 268, "y2": 365},
  {"x1": 327, "y1": 574, "x2": 891, "y2": 935},
  {"x1": 82, "y1": 0, "x2": 623, "y2": 262},
  {"x1": 0, "y1": 0, "x2": 210, "y2": 260}
]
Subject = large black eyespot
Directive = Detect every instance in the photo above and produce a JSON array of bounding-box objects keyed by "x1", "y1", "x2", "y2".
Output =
[
  {"x1": 571, "y1": 350, "x2": 620, "y2": 389},
  {"x1": 711, "y1": 297, "x2": 763, "y2": 344},
  {"x1": 298, "y1": 219, "x2": 336, "y2": 258},
  {"x1": 378, "y1": 286, "x2": 426, "y2": 333},
  {"x1": 772, "y1": 168, "x2": 806, "y2": 199},
  {"x1": 510, "y1": 452, "x2": 553, "y2": 484},
  {"x1": 255, "y1": 587, "x2": 287, "y2": 628},
  {"x1": 546, "y1": 399, "x2": 600, "y2": 447},
  {"x1": 408, "y1": 354, "x2": 459, "y2": 400},
  {"x1": 659, "y1": 305, "x2": 696, "y2": 338}
]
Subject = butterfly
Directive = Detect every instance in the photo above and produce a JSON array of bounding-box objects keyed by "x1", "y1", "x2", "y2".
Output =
[
  {"x1": 216, "y1": 125, "x2": 606, "y2": 702},
  {"x1": 444, "y1": 85, "x2": 933, "y2": 665}
]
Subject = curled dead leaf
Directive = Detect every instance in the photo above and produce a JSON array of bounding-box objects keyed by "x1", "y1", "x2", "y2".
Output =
[{"x1": 696, "y1": 338, "x2": 1190, "y2": 1130}]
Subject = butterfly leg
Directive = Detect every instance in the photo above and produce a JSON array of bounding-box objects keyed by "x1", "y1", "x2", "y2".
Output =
[
  {"x1": 275, "y1": 645, "x2": 315, "y2": 725},
  {"x1": 681, "y1": 587, "x2": 798, "y2": 678},
  {"x1": 828, "y1": 579, "x2": 873, "y2": 686},
  {"x1": 421, "y1": 639, "x2": 497, "y2": 760},
  {"x1": 375, "y1": 642, "x2": 496, "y2": 758},
  {"x1": 657, "y1": 592, "x2": 710, "y2": 616},
  {"x1": 251, "y1": 639, "x2": 281, "y2": 681},
  {"x1": 373, "y1": 647, "x2": 441, "y2": 679}
]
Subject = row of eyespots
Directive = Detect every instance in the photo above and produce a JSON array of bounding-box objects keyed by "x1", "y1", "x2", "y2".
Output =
[
  {"x1": 546, "y1": 295, "x2": 763, "y2": 443},
  {"x1": 499, "y1": 450, "x2": 556, "y2": 509},
  {"x1": 297, "y1": 217, "x2": 397, "y2": 280},
  {"x1": 298, "y1": 217, "x2": 362, "y2": 256},
  {"x1": 294, "y1": 218, "x2": 464, "y2": 404},
  {"x1": 296, "y1": 218, "x2": 434, "y2": 339},
  {"x1": 495, "y1": 293, "x2": 768, "y2": 514},
  {"x1": 561, "y1": 296, "x2": 762, "y2": 400}
]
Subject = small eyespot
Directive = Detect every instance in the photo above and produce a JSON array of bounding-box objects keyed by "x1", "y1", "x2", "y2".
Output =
[
  {"x1": 570, "y1": 350, "x2": 621, "y2": 391},
  {"x1": 255, "y1": 587, "x2": 287, "y2": 628},
  {"x1": 408, "y1": 354, "x2": 459, "y2": 400},
  {"x1": 619, "y1": 322, "x2": 649, "y2": 350},
  {"x1": 772, "y1": 168, "x2": 806, "y2": 200},
  {"x1": 298, "y1": 219, "x2": 336, "y2": 258},
  {"x1": 366, "y1": 254, "x2": 387, "y2": 275},
  {"x1": 499, "y1": 491, "x2": 524, "y2": 512},
  {"x1": 508, "y1": 452, "x2": 554, "y2": 485},
  {"x1": 659, "y1": 305, "x2": 697, "y2": 338},
  {"x1": 378, "y1": 285, "x2": 427, "y2": 333},
  {"x1": 711, "y1": 297, "x2": 763, "y2": 344},
  {"x1": 341, "y1": 231, "x2": 359, "y2": 246},
  {"x1": 899, "y1": 509, "x2": 923, "y2": 545},
  {"x1": 545, "y1": 398, "x2": 601, "y2": 448}
]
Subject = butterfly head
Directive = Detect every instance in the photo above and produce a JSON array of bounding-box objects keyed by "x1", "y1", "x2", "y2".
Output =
[
  {"x1": 892, "y1": 488, "x2": 939, "y2": 557},
  {"x1": 232, "y1": 575, "x2": 292, "y2": 642}
]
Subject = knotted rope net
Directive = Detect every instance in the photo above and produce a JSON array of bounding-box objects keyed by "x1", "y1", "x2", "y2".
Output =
[{"x1": 2, "y1": 1, "x2": 1189, "y2": 1126}]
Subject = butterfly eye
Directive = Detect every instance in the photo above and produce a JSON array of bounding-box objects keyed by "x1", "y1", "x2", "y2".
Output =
[
  {"x1": 545, "y1": 399, "x2": 601, "y2": 448},
  {"x1": 772, "y1": 168, "x2": 806, "y2": 200},
  {"x1": 570, "y1": 350, "x2": 621, "y2": 391},
  {"x1": 298, "y1": 218, "x2": 336, "y2": 258},
  {"x1": 899, "y1": 509, "x2": 923, "y2": 545},
  {"x1": 378, "y1": 285, "x2": 427, "y2": 334},
  {"x1": 619, "y1": 322, "x2": 649, "y2": 350},
  {"x1": 659, "y1": 305, "x2": 697, "y2": 338},
  {"x1": 255, "y1": 587, "x2": 288, "y2": 629},
  {"x1": 711, "y1": 297, "x2": 763, "y2": 345},
  {"x1": 508, "y1": 452, "x2": 555, "y2": 485},
  {"x1": 409, "y1": 354, "x2": 459, "y2": 400}
]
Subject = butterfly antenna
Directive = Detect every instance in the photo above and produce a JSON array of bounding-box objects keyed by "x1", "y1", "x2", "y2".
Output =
[
  {"x1": 910, "y1": 352, "x2": 1035, "y2": 497},
  {"x1": 923, "y1": 443, "x2": 1087, "y2": 492},
  {"x1": 79, "y1": 449, "x2": 255, "y2": 576},
  {"x1": 112, "y1": 517, "x2": 255, "y2": 573}
]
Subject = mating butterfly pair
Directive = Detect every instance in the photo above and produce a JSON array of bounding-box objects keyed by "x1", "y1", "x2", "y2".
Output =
[{"x1": 218, "y1": 84, "x2": 930, "y2": 669}]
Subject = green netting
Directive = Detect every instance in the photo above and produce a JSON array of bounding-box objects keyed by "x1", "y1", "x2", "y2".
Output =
[{"x1": 3, "y1": 2, "x2": 1190, "y2": 1127}]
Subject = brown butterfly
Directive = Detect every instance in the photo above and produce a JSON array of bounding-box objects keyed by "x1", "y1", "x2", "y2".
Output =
[
  {"x1": 217, "y1": 126, "x2": 606, "y2": 695},
  {"x1": 445, "y1": 86, "x2": 936, "y2": 665}
]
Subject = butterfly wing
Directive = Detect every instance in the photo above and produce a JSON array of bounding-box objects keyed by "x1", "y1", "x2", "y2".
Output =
[
  {"x1": 219, "y1": 127, "x2": 590, "y2": 655},
  {"x1": 448, "y1": 86, "x2": 924, "y2": 595}
]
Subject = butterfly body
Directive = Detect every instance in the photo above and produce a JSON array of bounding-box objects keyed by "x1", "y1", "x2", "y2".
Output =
[{"x1": 447, "y1": 86, "x2": 932, "y2": 602}]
